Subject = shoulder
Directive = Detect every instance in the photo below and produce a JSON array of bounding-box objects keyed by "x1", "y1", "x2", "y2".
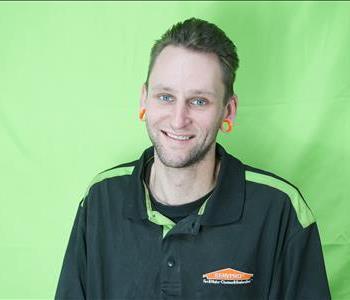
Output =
[
  {"x1": 243, "y1": 164, "x2": 315, "y2": 229},
  {"x1": 80, "y1": 159, "x2": 138, "y2": 207}
]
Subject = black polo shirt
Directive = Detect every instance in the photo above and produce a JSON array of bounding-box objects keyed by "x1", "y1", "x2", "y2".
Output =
[{"x1": 55, "y1": 144, "x2": 331, "y2": 300}]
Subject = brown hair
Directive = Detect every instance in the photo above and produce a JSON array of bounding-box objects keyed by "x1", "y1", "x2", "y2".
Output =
[{"x1": 145, "y1": 17, "x2": 239, "y2": 104}]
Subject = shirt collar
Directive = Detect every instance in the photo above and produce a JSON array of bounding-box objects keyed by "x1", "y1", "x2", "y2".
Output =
[
  {"x1": 199, "y1": 143, "x2": 245, "y2": 226},
  {"x1": 122, "y1": 146, "x2": 154, "y2": 221},
  {"x1": 123, "y1": 143, "x2": 246, "y2": 226}
]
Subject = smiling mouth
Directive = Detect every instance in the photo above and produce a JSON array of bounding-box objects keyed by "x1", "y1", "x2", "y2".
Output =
[{"x1": 161, "y1": 130, "x2": 195, "y2": 141}]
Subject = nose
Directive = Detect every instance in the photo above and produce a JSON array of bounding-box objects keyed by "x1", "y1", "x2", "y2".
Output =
[{"x1": 170, "y1": 101, "x2": 191, "y2": 130}]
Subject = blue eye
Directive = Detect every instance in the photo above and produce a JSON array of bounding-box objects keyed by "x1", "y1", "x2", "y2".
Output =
[
  {"x1": 159, "y1": 95, "x2": 174, "y2": 102},
  {"x1": 191, "y1": 98, "x2": 207, "y2": 106}
]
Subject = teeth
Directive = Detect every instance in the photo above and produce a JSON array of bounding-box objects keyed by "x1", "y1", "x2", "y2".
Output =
[{"x1": 166, "y1": 132, "x2": 191, "y2": 140}]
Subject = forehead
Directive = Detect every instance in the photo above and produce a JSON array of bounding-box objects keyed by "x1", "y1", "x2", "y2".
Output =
[{"x1": 149, "y1": 45, "x2": 224, "y2": 98}]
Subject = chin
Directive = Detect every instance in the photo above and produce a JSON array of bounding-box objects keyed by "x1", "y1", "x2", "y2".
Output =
[
  {"x1": 156, "y1": 143, "x2": 213, "y2": 169},
  {"x1": 154, "y1": 148, "x2": 190, "y2": 168}
]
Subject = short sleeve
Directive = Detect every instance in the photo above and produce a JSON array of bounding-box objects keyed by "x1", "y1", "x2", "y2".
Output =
[{"x1": 269, "y1": 223, "x2": 331, "y2": 299}]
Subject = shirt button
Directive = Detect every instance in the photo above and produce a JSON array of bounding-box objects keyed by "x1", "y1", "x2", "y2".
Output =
[{"x1": 167, "y1": 259, "x2": 175, "y2": 268}]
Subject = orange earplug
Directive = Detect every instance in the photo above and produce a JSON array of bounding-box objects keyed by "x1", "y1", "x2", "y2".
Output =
[
  {"x1": 139, "y1": 108, "x2": 146, "y2": 121},
  {"x1": 222, "y1": 119, "x2": 233, "y2": 133}
]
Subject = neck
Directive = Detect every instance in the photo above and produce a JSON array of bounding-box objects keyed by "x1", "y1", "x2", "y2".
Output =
[{"x1": 149, "y1": 144, "x2": 220, "y2": 206}]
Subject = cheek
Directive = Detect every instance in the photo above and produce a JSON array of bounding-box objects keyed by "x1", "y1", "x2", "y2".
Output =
[
  {"x1": 147, "y1": 104, "x2": 171, "y2": 121},
  {"x1": 196, "y1": 111, "x2": 222, "y2": 129},
  {"x1": 146, "y1": 109, "x2": 167, "y2": 128}
]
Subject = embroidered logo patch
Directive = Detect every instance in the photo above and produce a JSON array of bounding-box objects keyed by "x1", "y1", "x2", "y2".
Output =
[{"x1": 203, "y1": 268, "x2": 254, "y2": 285}]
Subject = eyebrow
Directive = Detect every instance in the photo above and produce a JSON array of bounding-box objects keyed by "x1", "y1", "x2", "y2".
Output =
[{"x1": 151, "y1": 85, "x2": 217, "y2": 97}]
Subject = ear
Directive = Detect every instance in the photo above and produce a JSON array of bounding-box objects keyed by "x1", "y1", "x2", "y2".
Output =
[
  {"x1": 140, "y1": 83, "x2": 147, "y2": 110},
  {"x1": 224, "y1": 94, "x2": 238, "y2": 122}
]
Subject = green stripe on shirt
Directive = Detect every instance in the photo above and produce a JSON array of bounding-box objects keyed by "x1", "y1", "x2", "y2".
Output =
[
  {"x1": 81, "y1": 166, "x2": 135, "y2": 207},
  {"x1": 245, "y1": 171, "x2": 315, "y2": 228}
]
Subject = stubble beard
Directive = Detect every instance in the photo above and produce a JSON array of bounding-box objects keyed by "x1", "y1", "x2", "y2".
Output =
[{"x1": 146, "y1": 122, "x2": 219, "y2": 169}]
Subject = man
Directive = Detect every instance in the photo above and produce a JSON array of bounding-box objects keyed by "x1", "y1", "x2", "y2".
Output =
[{"x1": 55, "y1": 18, "x2": 331, "y2": 299}]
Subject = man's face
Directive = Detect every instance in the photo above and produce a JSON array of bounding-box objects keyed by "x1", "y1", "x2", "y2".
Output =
[{"x1": 141, "y1": 45, "x2": 235, "y2": 168}]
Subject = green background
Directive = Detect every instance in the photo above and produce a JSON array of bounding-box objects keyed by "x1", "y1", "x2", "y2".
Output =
[{"x1": 1, "y1": 1, "x2": 349, "y2": 299}]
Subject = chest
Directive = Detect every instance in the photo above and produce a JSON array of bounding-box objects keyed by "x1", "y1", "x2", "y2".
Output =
[{"x1": 86, "y1": 220, "x2": 277, "y2": 299}]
